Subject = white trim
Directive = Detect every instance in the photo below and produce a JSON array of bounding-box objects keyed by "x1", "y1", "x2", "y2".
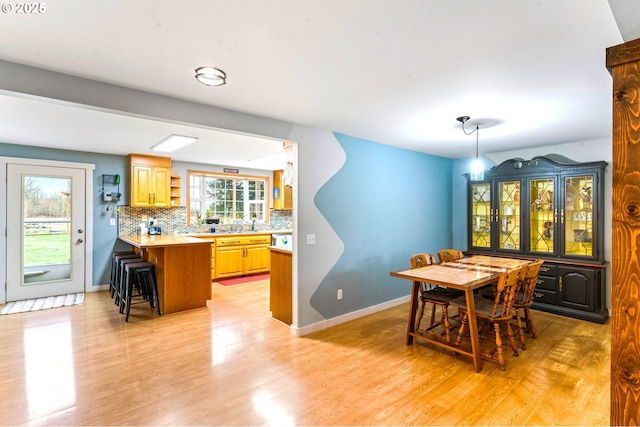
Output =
[
  {"x1": 289, "y1": 295, "x2": 410, "y2": 337},
  {"x1": 0, "y1": 156, "x2": 95, "y2": 304}
]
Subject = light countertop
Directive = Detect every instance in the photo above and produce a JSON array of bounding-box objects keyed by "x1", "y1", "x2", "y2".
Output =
[
  {"x1": 118, "y1": 234, "x2": 211, "y2": 248},
  {"x1": 187, "y1": 230, "x2": 292, "y2": 237},
  {"x1": 269, "y1": 246, "x2": 292, "y2": 254}
]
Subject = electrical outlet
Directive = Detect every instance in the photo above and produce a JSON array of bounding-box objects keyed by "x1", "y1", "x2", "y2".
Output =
[
  {"x1": 337, "y1": 289, "x2": 343, "y2": 300},
  {"x1": 110, "y1": 218, "x2": 116, "y2": 226},
  {"x1": 307, "y1": 234, "x2": 316, "y2": 245}
]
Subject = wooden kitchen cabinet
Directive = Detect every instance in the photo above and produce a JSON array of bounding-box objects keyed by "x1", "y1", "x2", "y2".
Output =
[
  {"x1": 270, "y1": 247, "x2": 292, "y2": 324},
  {"x1": 273, "y1": 169, "x2": 292, "y2": 210},
  {"x1": 214, "y1": 234, "x2": 271, "y2": 278},
  {"x1": 129, "y1": 154, "x2": 172, "y2": 207}
]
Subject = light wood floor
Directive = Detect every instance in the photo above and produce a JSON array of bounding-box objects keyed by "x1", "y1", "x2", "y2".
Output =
[{"x1": 0, "y1": 279, "x2": 610, "y2": 426}]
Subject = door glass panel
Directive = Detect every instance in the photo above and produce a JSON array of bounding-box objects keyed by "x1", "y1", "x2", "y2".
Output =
[
  {"x1": 529, "y1": 178, "x2": 555, "y2": 253},
  {"x1": 498, "y1": 180, "x2": 520, "y2": 250},
  {"x1": 470, "y1": 182, "x2": 491, "y2": 248},
  {"x1": 564, "y1": 175, "x2": 594, "y2": 256},
  {"x1": 23, "y1": 175, "x2": 72, "y2": 285}
]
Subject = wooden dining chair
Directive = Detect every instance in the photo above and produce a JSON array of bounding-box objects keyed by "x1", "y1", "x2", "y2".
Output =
[
  {"x1": 410, "y1": 253, "x2": 464, "y2": 342},
  {"x1": 437, "y1": 249, "x2": 464, "y2": 263},
  {"x1": 513, "y1": 259, "x2": 544, "y2": 349},
  {"x1": 451, "y1": 265, "x2": 524, "y2": 371}
]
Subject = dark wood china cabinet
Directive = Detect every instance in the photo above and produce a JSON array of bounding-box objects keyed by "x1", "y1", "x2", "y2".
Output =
[{"x1": 466, "y1": 155, "x2": 608, "y2": 323}]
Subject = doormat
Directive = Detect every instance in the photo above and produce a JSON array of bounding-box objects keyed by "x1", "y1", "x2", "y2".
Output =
[
  {"x1": 216, "y1": 274, "x2": 270, "y2": 286},
  {"x1": 0, "y1": 292, "x2": 84, "y2": 315}
]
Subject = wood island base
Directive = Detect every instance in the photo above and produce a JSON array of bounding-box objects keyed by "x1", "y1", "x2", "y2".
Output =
[{"x1": 118, "y1": 235, "x2": 212, "y2": 315}]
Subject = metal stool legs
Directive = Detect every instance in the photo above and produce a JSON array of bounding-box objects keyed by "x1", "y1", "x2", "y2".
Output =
[{"x1": 122, "y1": 261, "x2": 161, "y2": 322}]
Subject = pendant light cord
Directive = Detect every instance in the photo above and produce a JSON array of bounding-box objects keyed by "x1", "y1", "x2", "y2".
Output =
[{"x1": 460, "y1": 119, "x2": 480, "y2": 157}]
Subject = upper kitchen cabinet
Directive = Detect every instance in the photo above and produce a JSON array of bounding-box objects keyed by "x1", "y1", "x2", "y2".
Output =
[
  {"x1": 468, "y1": 156, "x2": 607, "y2": 262},
  {"x1": 129, "y1": 154, "x2": 172, "y2": 207},
  {"x1": 273, "y1": 169, "x2": 292, "y2": 210}
]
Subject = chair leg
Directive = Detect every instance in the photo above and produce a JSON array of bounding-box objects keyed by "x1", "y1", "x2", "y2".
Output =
[
  {"x1": 524, "y1": 308, "x2": 537, "y2": 338},
  {"x1": 455, "y1": 312, "x2": 468, "y2": 347},
  {"x1": 505, "y1": 323, "x2": 519, "y2": 357},
  {"x1": 515, "y1": 308, "x2": 527, "y2": 350},
  {"x1": 416, "y1": 300, "x2": 426, "y2": 332},
  {"x1": 429, "y1": 303, "x2": 436, "y2": 328},
  {"x1": 492, "y1": 322, "x2": 506, "y2": 371},
  {"x1": 442, "y1": 305, "x2": 451, "y2": 343}
]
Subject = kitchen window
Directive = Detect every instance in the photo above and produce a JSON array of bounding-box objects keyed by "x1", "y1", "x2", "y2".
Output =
[{"x1": 187, "y1": 171, "x2": 268, "y2": 226}]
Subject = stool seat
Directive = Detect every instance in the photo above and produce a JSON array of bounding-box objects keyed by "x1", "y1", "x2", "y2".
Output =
[{"x1": 121, "y1": 261, "x2": 161, "y2": 322}]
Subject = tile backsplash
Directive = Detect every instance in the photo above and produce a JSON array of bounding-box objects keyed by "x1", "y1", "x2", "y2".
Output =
[{"x1": 119, "y1": 206, "x2": 292, "y2": 235}]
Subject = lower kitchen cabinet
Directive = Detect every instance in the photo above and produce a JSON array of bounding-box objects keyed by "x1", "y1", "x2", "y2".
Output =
[
  {"x1": 215, "y1": 234, "x2": 271, "y2": 278},
  {"x1": 532, "y1": 261, "x2": 607, "y2": 323},
  {"x1": 269, "y1": 247, "x2": 292, "y2": 324}
]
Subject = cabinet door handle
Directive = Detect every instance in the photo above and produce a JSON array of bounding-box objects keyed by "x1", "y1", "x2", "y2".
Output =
[
  {"x1": 534, "y1": 292, "x2": 544, "y2": 298},
  {"x1": 554, "y1": 209, "x2": 558, "y2": 223},
  {"x1": 561, "y1": 208, "x2": 565, "y2": 224},
  {"x1": 559, "y1": 276, "x2": 563, "y2": 292},
  {"x1": 540, "y1": 266, "x2": 550, "y2": 272}
]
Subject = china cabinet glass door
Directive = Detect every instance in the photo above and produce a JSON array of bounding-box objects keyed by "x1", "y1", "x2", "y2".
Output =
[
  {"x1": 563, "y1": 175, "x2": 595, "y2": 257},
  {"x1": 470, "y1": 182, "x2": 491, "y2": 248},
  {"x1": 529, "y1": 177, "x2": 556, "y2": 254},
  {"x1": 497, "y1": 180, "x2": 521, "y2": 251}
]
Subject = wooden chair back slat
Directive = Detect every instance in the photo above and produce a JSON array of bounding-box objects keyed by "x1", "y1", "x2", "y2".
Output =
[{"x1": 437, "y1": 249, "x2": 463, "y2": 263}]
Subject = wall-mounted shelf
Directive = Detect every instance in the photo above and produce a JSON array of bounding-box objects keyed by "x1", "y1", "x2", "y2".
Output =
[{"x1": 170, "y1": 175, "x2": 181, "y2": 207}]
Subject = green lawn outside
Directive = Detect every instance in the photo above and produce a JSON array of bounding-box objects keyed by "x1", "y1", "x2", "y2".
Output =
[{"x1": 24, "y1": 233, "x2": 70, "y2": 266}]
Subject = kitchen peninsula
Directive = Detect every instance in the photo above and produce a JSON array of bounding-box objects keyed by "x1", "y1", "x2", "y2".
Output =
[{"x1": 118, "y1": 234, "x2": 212, "y2": 314}]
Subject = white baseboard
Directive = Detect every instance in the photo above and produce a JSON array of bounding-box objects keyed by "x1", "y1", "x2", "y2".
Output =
[
  {"x1": 88, "y1": 284, "x2": 109, "y2": 292},
  {"x1": 289, "y1": 295, "x2": 410, "y2": 337}
]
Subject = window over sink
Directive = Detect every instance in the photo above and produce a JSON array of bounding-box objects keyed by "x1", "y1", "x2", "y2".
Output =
[{"x1": 187, "y1": 171, "x2": 269, "y2": 226}]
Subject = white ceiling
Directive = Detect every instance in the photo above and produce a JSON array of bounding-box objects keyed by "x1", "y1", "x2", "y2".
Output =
[{"x1": 0, "y1": 0, "x2": 636, "y2": 169}]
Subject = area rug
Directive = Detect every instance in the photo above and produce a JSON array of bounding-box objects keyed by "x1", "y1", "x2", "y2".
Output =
[
  {"x1": 216, "y1": 274, "x2": 270, "y2": 286},
  {"x1": 0, "y1": 292, "x2": 84, "y2": 315}
]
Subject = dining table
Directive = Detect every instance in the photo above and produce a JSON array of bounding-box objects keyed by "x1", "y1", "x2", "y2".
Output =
[{"x1": 390, "y1": 255, "x2": 532, "y2": 372}]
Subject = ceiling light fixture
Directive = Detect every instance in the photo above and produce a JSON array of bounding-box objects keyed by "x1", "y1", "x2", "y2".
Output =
[
  {"x1": 195, "y1": 66, "x2": 227, "y2": 86},
  {"x1": 456, "y1": 116, "x2": 484, "y2": 181},
  {"x1": 151, "y1": 134, "x2": 198, "y2": 152}
]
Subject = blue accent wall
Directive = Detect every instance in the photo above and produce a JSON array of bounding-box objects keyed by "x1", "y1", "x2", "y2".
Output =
[{"x1": 310, "y1": 133, "x2": 453, "y2": 318}]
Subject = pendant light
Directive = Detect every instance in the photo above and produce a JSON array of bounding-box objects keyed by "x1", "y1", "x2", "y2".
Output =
[{"x1": 457, "y1": 116, "x2": 484, "y2": 181}]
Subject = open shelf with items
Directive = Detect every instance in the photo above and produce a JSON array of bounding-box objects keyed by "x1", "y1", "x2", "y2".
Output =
[
  {"x1": 466, "y1": 156, "x2": 608, "y2": 323},
  {"x1": 170, "y1": 175, "x2": 181, "y2": 207}
]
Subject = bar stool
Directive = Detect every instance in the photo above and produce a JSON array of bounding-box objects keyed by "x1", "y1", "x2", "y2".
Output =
[
  {"x1": 117, "y1": 256, "x2": 146, "y2": 311},
  {"x1": 121, "y1": 261, "x2": 161, "y2": 322},
  {"x1": 110, "y1": 252, "x2": 137, "y2": 301}
]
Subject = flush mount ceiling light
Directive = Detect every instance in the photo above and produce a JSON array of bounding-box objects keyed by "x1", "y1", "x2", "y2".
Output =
[
  {"x1": 195, "y1": 66, "x2": 227, "y2": 86},
  {"x1": 151, "y1": 134, "x2": 198, "y2": 152},
  {"x1": 456, "y1": 116, "x2": 484, "y2": 181}
]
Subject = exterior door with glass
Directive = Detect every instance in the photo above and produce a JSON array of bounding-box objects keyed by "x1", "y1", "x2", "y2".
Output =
[{"x1": 6, "y1": 164, "x2": 86, "y2": 301}]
